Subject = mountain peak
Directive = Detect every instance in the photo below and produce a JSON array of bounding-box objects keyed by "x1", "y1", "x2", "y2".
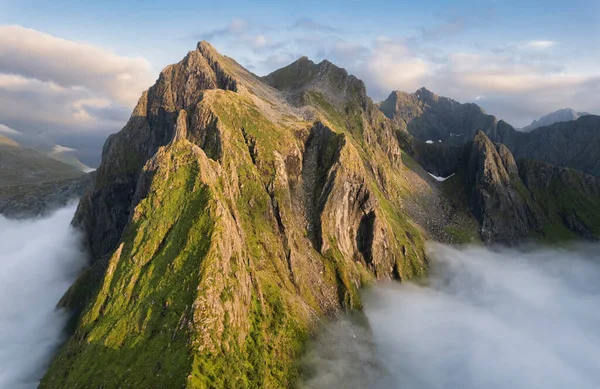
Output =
[
  {"x1": 296, "y1": 55, "x2": 312, "y2": 64},
  {"x1": 415, "y1": 87, "x2": 436, "y2": 100},
  {"x1": 521, "y1": 108, "x2": 590, "y2": 132},
  {"x1": 196, "y1": 40, "x2": 221, "y2": 58},
  {"x1": 262, "y1": 56, "x2": 367, "y2": 109}
]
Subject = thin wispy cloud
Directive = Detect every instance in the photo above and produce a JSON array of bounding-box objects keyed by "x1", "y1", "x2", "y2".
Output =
[
  {"x1": 197, "y1": 19, "x2": 281, "y2": 52},
  {"x1": 201, "y1": 19, "x2": 248, "y2": 40},
  {"x1": 413, "y1": 16, "x2": 466, "y2": 41},
  {"x1": 521, "y1": 40, "x2": 557, "y2": 50},
  {"x1": 290, "y1": 18, "x2": 340, "y2": 33}
]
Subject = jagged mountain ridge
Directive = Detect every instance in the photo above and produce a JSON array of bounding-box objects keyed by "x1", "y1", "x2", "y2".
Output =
[
  {"x1": 521, "y1": 108, "x2": 590, "y2": 132},
  {"x1": 40, "y1": 42, "x2": 429, "y2": 389},
  {"x1": 400, "y1": 130, "x2": 600, "y2": 244},
  {"x1": 380, "y1": 89, "x2": 600, "y2": 176},
  {"x1": 379, "y1": 88, "x2": 497, "y2": 145},
  {"x1": 40, "y1": 42, "x2": 600, "y2": 388}
]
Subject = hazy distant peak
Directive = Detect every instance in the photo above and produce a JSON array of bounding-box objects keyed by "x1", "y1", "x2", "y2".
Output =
[{"x1": 521, "y1": 108, "x2": 590, "y2": 132}]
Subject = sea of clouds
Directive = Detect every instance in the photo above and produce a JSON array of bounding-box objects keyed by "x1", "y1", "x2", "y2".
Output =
[
  {"x1": 300, "y1": 243, "x2": 600, "y2": 389},
  {"x1": 0, "y1": 204, "x2": 86, "y2": 389}
]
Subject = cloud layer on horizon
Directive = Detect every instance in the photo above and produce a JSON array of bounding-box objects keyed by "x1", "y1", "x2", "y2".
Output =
[
  {"x1": 0, "y1": 20, "x2": 598, "y2": 166},
  {"x1": 0, "y1": 26, "x2": 156, "y2": 165},
  {"x1": 200, "y1": 18, "x2": 599, "y2": 127}
]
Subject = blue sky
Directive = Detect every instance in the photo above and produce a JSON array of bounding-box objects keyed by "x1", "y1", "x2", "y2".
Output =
[
  {"x1": 0, "y1": 0, "x2": 598, "y2": 164},
  {"x1": 3, "y1": 0, "x2": 598, "y2": 73}
]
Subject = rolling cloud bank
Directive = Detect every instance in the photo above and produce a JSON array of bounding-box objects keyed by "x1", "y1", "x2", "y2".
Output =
[
  {"x1": 0, "y1": 204, "x2": 87, "y2": 389},
  {"x1": 301, "y1": 243, "x2": 600, "y2": 389}
]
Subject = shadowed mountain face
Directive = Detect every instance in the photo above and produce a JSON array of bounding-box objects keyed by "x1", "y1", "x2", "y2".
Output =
[
  {"x1": 380, "y1": 89, "x2": 600, "y2": 176},
  {"x1": 399, "y1": 130, "x2": 600, "y2": 244},
  {"x1": 521, "y1": 108, "x2": 590, "y2": 132},
  {"x1": 379, "y1": 88, "x2": 498, "y2": 146},
  {"x1": 0, "y1": 135, "x2": 91, "y2": 217},
  {"x1": 38, "y1": 42, "x2": 600, "y2": 388}
]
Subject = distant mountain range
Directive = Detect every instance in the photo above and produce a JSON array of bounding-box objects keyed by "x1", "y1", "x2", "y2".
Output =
[
  {"x1": 0, "y1": 130, "x2": 92, "y2": 172},
  {"x1": 521, "y1": 108, "x2": 590, "y2": 132},
  {"x1": 380, "y1": 88, "x2": 600, "y2": 176},
  {"x1": 0, "y1": 135, "x2": 91, "y2": 217}
]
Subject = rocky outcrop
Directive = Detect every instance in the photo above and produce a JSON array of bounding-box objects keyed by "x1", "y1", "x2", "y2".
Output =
[
  {"x1": 41, "y1": 42, "x2": 598, "y2": 388},
  {"x1": 465, "y1": 132, "x2": 543, "y2": 244},
  {"x1": 261, "y1": 57, "x2": 367, "y2": 111},
  {"x1": 396, "y1": 130, "x2": 465, "y2": 177},
  {"x1": 263, "y1": 57, "x2": 403, "y2": 169}
]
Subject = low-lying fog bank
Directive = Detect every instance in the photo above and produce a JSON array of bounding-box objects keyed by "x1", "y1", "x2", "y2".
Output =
[
  {"x1": 0, "y1": 204, "x2": 86, "y2": 389},
  {"x1": 300, "y1": 243, "x2": 600, "y2": 389}
]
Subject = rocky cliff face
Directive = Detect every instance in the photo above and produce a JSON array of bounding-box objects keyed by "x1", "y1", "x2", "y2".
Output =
[
  {"x1": 506, "y1": 115, "x2": 600, "y2": 177},
  {"x1": 400, "y1": 130, "x2": 600, "y2": 244},
  {"x1": 380, "y1": 89, "x2": 600, "y2": 176},
  {"x1": 518, "y1": 159, "x2": 600, "y2": 240},
  {"x1": 465, "y1": 132, "x2": 543, "y2": 244},
  {"x1": 41, "y1": 42, "x2": 427, "y2": 389}
]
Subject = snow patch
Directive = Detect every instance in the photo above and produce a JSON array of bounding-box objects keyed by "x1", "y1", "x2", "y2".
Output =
[{"x1": 428, "y1": 172, "x2": 455, "y2": 182}]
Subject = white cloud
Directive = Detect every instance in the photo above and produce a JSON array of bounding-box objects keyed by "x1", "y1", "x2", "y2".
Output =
[
  {"x1": 0, "y1": 124, "x2": 21, "y2": 135},
  {"x1": 0, "y1": 25, "x2": 156, "y2": 164},
  {"x1": 241, "y1": 28, "x2": 597, "y2": 126},
  {"x1": 0, "y1": 25, "x2": 154, "y2": 106},
  {"x1": 0, "y1": 73, "x2": 113, "y2": 129},
  {"x1": 251, "y1": 35, "x2": 268, "y2": 49},
  {"x1": 0, "y1": 205, "x2": 86, "y2": 388},
  {"x1": 521, "y1": 40, "x2": 557, "y2": 50},
  {"x1": 347, "y1": 38, "x2": 598, "y2": 126},
  {"x1": 229, "y1": 19, "x2": 247, "y2": 34},
  {"x1": 301, "y1": 243, "x2": 600, "y2": 389},
  {"x1": 363, "y1": 40, "x2": 431, "y2": 94}
]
